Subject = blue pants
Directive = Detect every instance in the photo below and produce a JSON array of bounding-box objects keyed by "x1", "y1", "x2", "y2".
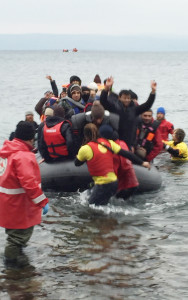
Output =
[{"x1": 88, "y1": 181, "x2": 118, "y2": 206}]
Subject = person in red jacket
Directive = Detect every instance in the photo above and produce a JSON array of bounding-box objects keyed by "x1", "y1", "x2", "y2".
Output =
[
  {"x1": 135, "y1": 109, "x2": 163, "y2": 162},
  {"x1": 156, "y1": 107, "x2": 174, "y2": 141},
  {"x1": 0, "y1": 121, "x2": 49, "y2": 269},
  {"x1": 99, "y1": 125, "x2": 139, "y2": 200}
]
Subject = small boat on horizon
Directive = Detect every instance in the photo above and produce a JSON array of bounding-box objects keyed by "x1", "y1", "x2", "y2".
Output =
[{"x1": 62, "y1": 48, "x2": 78, "y2": 53}]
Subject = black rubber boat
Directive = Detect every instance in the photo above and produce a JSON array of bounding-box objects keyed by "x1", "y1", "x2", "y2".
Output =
[{"x1": 39, "y1": 159, "x2": 162, "y2": 192}]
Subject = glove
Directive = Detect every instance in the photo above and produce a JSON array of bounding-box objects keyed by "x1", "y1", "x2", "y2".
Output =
[
  {"x1": 43, "y1": 203, "x2": 49, "y2": 215},
  {"x1": 163, "y1": 143, "x2": 169, "y2": 150}
]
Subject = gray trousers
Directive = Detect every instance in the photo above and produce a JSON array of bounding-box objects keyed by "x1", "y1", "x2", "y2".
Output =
[{"x1": 5, "y1": 227, "x2": 34, "y2": 260}]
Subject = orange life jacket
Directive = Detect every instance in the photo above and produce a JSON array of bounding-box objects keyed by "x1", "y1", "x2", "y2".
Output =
[
  {"x1": 43, "y1": 122, "x2": 69, "y2": 158},
  {"x1": 87, "y1": 138, "x2": 114, "y2": 176}
]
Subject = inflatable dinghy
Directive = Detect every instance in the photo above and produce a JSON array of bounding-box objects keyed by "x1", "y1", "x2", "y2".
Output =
[{"x1": 39, "y1": 159, "x2": 162, "y2": 192}]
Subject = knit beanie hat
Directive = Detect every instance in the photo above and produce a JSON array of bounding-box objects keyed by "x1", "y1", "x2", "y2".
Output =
[
  {"x1": 25, "y1": 111, "x2": 34, "y2": 116},
  {"x1": 15, "y1": 121, "x2": 35, "y2": 141},
  {"x1": 99, "y1": 124, "x2": 113, "y2": 140},
  {"x1": 87, "y1": 82, "x2": 98, "y2": 91},
  {"x1": 68, "y1": 84, "x2": 82, "y2": 97},
  {"x1": 157, "y1": 107, "x2": 165, "y2": 115},
  {"x1": 69, "y1": 75, "x2": 81, "y2": 85},
  {"x1": 44, "y1": 107, "x2": 54, "y2": 117}
]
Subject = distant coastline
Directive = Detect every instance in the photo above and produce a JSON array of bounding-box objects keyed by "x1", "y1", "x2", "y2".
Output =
[{"x1": 0, "y1": 34, "x2": 188, "y2": 51}]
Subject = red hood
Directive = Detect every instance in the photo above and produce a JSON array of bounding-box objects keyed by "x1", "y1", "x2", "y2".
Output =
[{"x1": 0, "y1": 138, "x2": 33, "y2": 158}]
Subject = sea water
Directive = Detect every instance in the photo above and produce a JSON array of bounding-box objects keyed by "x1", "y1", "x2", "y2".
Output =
[{"x1": 0, "y1": 50, "x2": 188, "y2": 300}]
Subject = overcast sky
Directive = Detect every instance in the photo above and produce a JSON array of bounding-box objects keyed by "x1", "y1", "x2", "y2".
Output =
[{"x1": 1, "y1": 0, "x2": 188, "y2": 36}]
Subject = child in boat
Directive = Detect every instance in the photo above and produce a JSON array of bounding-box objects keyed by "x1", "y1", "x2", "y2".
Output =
[{"x1": 163, "y1": 128, "x2": 188, "y2": 161}]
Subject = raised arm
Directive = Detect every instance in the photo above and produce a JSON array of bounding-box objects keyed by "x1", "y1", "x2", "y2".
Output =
[
  {"x1": 100, "y1": 77, "x2": 122, "y2": 114},
  {"x1": 46, "y1": 75, "x2": 58, "y2": 97},
  {"x1": 136, "y1": 80, "x2": 157, "y2": 116}
]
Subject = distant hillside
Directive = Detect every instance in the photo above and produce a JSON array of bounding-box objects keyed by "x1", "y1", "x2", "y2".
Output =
[{"x1": 0, "y1": 34, "x2": 188, "y2": 51}]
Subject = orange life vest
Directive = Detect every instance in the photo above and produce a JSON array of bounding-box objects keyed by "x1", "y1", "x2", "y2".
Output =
[
  {"x1": 43, "y1": 122, "x2": 69, "y2": 158},
  {"x1": 87, "y1": 138, "x2": 114, "y2": 176}
]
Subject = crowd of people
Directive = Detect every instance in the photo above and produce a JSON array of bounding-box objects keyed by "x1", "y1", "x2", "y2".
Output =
[
  {"x1": 29, "y1": 73, "x2": 188, "y2": 203},
  {"x1": 0, "y1": 73, "x2": 188, "y2": 270}
]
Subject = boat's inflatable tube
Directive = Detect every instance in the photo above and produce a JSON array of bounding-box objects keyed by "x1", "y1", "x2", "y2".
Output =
[{"x1": 39, "y1": 159, "x2": 162, "y2": 192}]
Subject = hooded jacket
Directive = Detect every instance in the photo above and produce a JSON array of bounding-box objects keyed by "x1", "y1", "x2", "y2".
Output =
[{"x1": 0, "y1": 138, "x2": 48, "y2": 229}]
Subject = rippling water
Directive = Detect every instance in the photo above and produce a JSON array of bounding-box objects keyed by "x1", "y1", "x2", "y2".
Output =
[{"x1": 0, "y1": 51, "x2": 188, "y2": 299}]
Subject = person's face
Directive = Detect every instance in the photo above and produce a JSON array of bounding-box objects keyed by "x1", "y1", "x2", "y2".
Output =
[
  {"x1": 60, "y1": 91, "x2": 67, "y2": 98},
  {"x1": 71, "y1": 90, "x2": 81, "y2": 101},
  {"x1": 141, "y1": 111, "x2": 153, "y2": 124},
  {"x1": 45, "y1": 92, "x2": 54, "y2": 98},
  {"x1": 71, "y1": 80, "x2": 80, "y2": 85},
  {"x1": 157, "y1": 113, "x2": 165, "y2": 121},
  {"x1": 119, "y1": 94, "x2": 131, "y2": 107},
  {"x1": 26, "y1": 114, "x2": 34, "y2": 122},
  {"x1": 90, "y1": 90, "x2": 96, "y2": 98}
]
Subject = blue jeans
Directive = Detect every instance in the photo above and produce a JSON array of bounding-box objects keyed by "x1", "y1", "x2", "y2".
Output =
[{"x1": 88, "y1": 181, "x2": 118, "y2": 206}]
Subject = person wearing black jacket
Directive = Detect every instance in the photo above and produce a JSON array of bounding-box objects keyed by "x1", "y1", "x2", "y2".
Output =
[
  {"x1": 38, "y1": 105, "x2": 75, "y2": 162},
  {"x1": 71, "y1": 101, "x2": 120, "y2": 153},
  {"x1": 100, "y1": 77, "x2": 157, "y2": 150}
]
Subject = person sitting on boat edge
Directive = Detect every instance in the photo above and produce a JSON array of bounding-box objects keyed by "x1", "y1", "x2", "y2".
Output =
[
  {"x1": 38, "y1": 105, "x2": 76, "y2": 163},
  {"x1": 100, "y1": 77, "x2": 157, "y2": 150},
  {"x1": 99, "y1": 124, "x2": 139, "y2": 200},
  {"x1": 135, "y1": 109, "x2": 163, "y2": 162},
  {"x1": 0, "y1": 121, "x2": 49, "y2": 269},
  {"x1": 156, "y1": 107, "x2": 174, "y2": 141},
  {"x1": 163, "y1": 128, "x2": 188, "y2": 161},
  {"x1": 71, "y1": 101, "x2": 120, "y2": 153},
  {"x1": 74, "y1": 123, "x2": 150, "y2": 206}
]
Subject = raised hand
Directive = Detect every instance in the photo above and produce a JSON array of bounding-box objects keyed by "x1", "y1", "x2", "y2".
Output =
[
  {"x1": 46, "y1": 75, "x2": 52, "y2": 81},
  {"x1": 151, "y1": 80, "x2": 157, "y2": 93},
  {"x1": 104, "y1": 76, "x2": 114, "y2": 91}
]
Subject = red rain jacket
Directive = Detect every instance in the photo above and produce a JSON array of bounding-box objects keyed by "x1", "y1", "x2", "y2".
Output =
[{"x1": 0, "y1": 138, "x2": 48, "y2": 229}]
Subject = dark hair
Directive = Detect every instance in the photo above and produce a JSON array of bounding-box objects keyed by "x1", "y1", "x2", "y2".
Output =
[
  {"x1": 93, "y1": 74, "x2": 101, "y2": 84},
  {"x1": 81, "y1": 86, "x2": 90, "y2": 93},
  {"x1": 174, "y1": 128, "x2": 185, "y2": 142},
  {"x1": 53, "y1": 105, "x2": 65, "y2": 118},
  {"x1": 119, "y1": 90, "x2": 131, "y2": 97},
  {"x1": 142, "y1": 109, "x2": 153, "y2": 114},
  {"x1": 129, "y1": 89, "x2": 138, "y2": 100}
]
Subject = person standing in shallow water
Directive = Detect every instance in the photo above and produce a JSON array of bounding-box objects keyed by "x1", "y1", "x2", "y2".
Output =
[
  {"x1": 75, "y1": 123, "x2": 150, "y2": 206},
  {"x1": 156, "y1": 107, "x2": 174, "y2": 141},
  {"x1": 0, "y1": 121, "x2": 49, "y2": 269}
]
